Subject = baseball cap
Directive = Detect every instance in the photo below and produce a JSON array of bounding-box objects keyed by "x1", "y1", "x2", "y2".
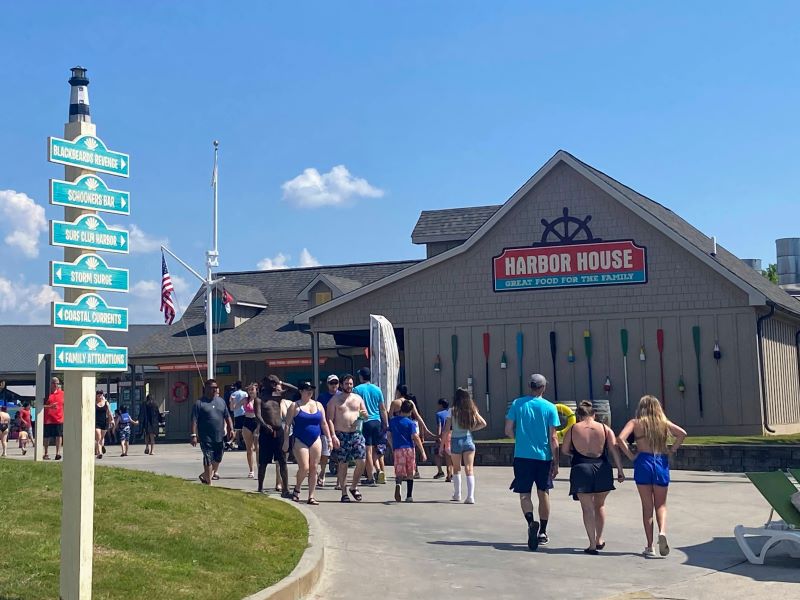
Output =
[
  {"x1": 530, "y1": 374, "x2": 548, "y2": 388},
  {"x1": 326, "y1": 374, "x2": 339, "y2": 384},
  {"x1": 357, "y1": 366, "x2": 371, "y2": 379},
  {"x1": 298, "y1": 381, "x2": 316, "y2": 391}
]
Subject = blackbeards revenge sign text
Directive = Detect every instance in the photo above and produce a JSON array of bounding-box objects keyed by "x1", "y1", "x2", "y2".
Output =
[{"x1": 493, "y1": 240, "x2": 647, "y2": 291}]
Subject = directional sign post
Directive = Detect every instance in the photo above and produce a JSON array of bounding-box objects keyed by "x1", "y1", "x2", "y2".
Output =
[
  {"x1": 53, "y1": 293, "x2": 128, "y2": 332},
  {"x1": 48, "y1": 134, "x2": 129, "y2": 177},
  {"x1": 50, "y1": 174, "x2": 130, "y2": 215},
  {"x1": 51, "y1": 214, "x2": 129, "y2": 254},
  {"x1": 54, "y1": 333, "x2": 128, "y2": 371},
  {"x1": 50, "y1": 253, "x2": 129, "y2": 292}
]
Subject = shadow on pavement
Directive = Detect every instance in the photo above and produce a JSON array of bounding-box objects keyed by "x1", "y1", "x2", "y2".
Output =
[
  {"x1": 429, "y1": 540, "x2": 644, "y2": 557},
  {"x1": 679, "y1": 536, "x2": 800, "y2": 582}
]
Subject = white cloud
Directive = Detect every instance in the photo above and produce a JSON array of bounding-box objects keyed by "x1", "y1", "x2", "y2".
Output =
[
  {"x1": 114, "y1": 224, "x2": 167, "y2": 254},
  {"x1": 281, "y1": 165, "x2": 384, "y2": 208},
  {"x1": 299, "y1": 248, "x2": 320, "y2": 267},
  {"x1": 0, "y1": 275, "x2": 62, "y2": 323},
  {"x1": 0, "y1": 190, "x2": 47, "y2": 257},
  {"x1": 257, "y1": 248, "x2": 320, "y2": 270}
]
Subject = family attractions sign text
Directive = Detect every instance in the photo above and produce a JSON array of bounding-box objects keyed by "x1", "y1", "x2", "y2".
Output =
[{"x1": 493, "y1": 208, "x2": 647, "y2": 291}]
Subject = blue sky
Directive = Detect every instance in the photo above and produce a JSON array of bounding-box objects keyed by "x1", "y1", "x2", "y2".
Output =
[{"x1": 1, "y1": 2, "x2": 798, "y2": 323}]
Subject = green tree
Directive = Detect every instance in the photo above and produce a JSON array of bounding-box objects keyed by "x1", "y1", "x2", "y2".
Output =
[{"x1": 761, "y1": 263, "x2": 778, "y2": 284}]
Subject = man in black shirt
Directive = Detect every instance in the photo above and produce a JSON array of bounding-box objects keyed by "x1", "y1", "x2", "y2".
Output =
[{"x1": 191, "y1": 379, "x2": 233, "y2": 485}]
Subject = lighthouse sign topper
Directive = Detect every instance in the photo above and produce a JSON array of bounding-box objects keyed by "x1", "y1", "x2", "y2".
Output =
[{"x1": 492, "y1": 208, "x2": 647, "y2": 291}]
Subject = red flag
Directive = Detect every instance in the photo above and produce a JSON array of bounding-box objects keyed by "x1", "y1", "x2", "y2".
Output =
[
  {"x1": 222, "y1": 287, "x2": 233, "y2": 314},
  {"x1": 160, "y1": 253, "x2": 176, "y2": 325}
]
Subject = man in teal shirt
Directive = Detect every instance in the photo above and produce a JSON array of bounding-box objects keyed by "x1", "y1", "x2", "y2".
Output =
[
  {"x1": 353, "y1": 367, "x2": 388, "y2": 486},
  {"x1": 505, "y1": 373, "x2": 560, "y2": 551}
]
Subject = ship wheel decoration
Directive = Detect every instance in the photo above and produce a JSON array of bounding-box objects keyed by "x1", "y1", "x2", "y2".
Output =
[{"x1": 539, "y1": 207, "x2": 601, "y2": 245}]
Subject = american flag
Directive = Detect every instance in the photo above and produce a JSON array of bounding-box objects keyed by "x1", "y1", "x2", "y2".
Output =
[{"x1": 160, "y1": 253, "x2": 176, "y2": 325}]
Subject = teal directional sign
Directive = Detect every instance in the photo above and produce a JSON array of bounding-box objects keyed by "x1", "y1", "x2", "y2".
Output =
[
  {"x1": 50, "y1": 174, "x2": 130, "y2": 215},
  {"x1": 51, "y1": 214, "x2": 129, "y2": 254},
  {"x1": 50, "y1": 253, "x2": 129, "y2": 292},
  {"x1": 52, "y1": 293, "x2": 128, "y2": 332},
  {"x1": 54, "y1": 334, "x2": 128, "y2": 372},
  {"x1": 48, "y1": 135, "x2": 129, "y2": 178}
]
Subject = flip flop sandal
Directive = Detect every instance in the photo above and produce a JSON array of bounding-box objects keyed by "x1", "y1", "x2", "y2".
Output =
[
  {"x1": 348, "y1": 487, "x2": 363, "y2": 502},
  {"x1": 198, "y1": 475, "x2": 209, "y2": 485},
  {"x1": 291, "y1": 488, "x2": 301, "y2": 502},
  {"x1": 340, "y1": 495, "x2": 351, "y2": 503},
  {"x1": 307, "y1": 497, "x2": 319, "y2": 505},
  {"x1": 212, "y1": 474, "x2": 220, "y2": 481}
]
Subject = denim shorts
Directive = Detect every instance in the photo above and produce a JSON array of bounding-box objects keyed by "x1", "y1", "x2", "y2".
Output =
[{"x1": 450, "y1": 434, "x2": 475, "y2": 454}]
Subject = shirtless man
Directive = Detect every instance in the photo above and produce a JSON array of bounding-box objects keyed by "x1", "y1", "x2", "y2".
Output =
[
  {"x1": 255, "y1": 381, "x2": 291, "y2": 497},
  {"x1": 327, "y1": 374, "x2": 368, "y2": 502}
]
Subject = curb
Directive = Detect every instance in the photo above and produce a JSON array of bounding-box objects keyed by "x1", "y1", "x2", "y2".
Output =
[{"x1": 243, "y1": 499, "x2": 325, "y2": 600}]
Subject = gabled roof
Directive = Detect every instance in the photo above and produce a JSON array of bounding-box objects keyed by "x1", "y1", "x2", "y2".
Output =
[
  {"x1": 221, "y1": 282, "x2": 267, "y2": 307},
  {"x1": 130, "y1": 260, "x2": 420, "y2": 360},
  {"x1": 296, "y1": 273, "x2": 363, "y2": 300},
  {"x1": 411, "y1": 205, "x2": 501, "y2": 244},
  {"x1": 295, "y1": 150, "x2": 800, "y2": 324},
  {"x1": 0, "y1": 325, "x2": 161, "y2": 375}
]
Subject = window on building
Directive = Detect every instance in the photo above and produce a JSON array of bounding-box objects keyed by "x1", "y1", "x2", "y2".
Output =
[{"x1": 313, "y1": 290, "x2": 332, "y2": 306}]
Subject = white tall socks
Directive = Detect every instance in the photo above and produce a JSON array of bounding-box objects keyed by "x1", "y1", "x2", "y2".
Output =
[
  {"x1": 466, "y1": 475, "x2": 475, "y2": 501},
  {"x1": 452, "y1": 473, "x2": 462, "y2": 500}
]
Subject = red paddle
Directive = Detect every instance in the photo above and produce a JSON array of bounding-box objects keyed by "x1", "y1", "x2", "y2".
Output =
[
  {"x1": 483, "y1": 332, "x2": 490, "y2": 414},
  {"x1": 657, "y1": 329, "x2": 665, "y2": 409}
]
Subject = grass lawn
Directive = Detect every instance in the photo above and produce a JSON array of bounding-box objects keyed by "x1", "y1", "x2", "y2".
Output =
[
  {"x1": 0, "y1": 460, "x2": 307, "y2": 600},
  {"x1": 478, "y1": 433, "x2": 800, "y2": 445}
]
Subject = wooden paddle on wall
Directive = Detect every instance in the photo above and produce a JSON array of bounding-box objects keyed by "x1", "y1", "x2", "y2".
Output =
[
  {"x1": 483, "y1": 332, "x2": 491, "y2": 413},
  {"x1": 692, "y1": 326, "x2": 703, "y2": 417},
  {"x1": 516, "y1": 331, "x2": 524, "y2": 397},
  {"x1": 620, "y1": 328, "x2": 630, "y2": 413},
  {"x1": 451, "y1": 334, "x2": 458, "y2": 395},
  {"x1": 549, "y1": 331, "x2": 558, "y2": 402},
  {"x1": 657, "y1": 328, "x2": 665, "y2": 409},
  {"x1": 584, "y1": 329, "x2": 594, "y2": 401}
]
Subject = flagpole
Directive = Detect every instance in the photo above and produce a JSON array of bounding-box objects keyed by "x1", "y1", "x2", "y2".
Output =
[{"x1": 206, "y1": 141, "x2": 220, "y2": 382}]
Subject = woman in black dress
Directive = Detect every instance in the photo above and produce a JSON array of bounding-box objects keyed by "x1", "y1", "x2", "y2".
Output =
[
  {"x1": 561, "y1": 401, "x2": 626, "y2": 554},
  {"x1": 142, "y1": 394, "x2": 162, "y2": 455}
]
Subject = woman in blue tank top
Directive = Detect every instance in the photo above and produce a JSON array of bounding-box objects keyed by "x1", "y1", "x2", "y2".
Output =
[{"x1": 283, "y1": 382, "x2": 332, "y2": 505}]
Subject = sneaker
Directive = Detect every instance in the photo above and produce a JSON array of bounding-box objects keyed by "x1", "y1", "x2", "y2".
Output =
[
  {"x1": 445, "y1": 476, "x2": 452, "y2": 483},
  {"x1": 413, "y1": 470, "x2": 421, "y2": 479},
  {"x1": 643, "y1": 547, "x2": 656, "y2": 558},
  {"x1": 657, "y1": 533, "x2": 670, "y2": 556},
  {"x1": 144, "y1": 448, "x2": 150, "y2": 455},
  {"x1": 378, "y1": 472, "x2": 386, "y2": 484},
  {"x1": 433, "y1": 472, "x2": 445, "y2": 479},
  {"x1": 394, "y1": 484, "x2": 402, "y2": 503},
  {"x1": 464, "y1": 497, "x2": 475, "y2": 504},
  {"x1": 450, "y1": 494, "x2": 462, "y2": 502},
  {"x1": 537, "y1": 532, "x2": 549, "y2": 546},
  {"x1": 248, "y1": 471, "x2": 255, "y2": 479},
  {"x1": 527, "y1": 521, "x2": 540, "y2": 551},
  {"x1": 55, "y1": 455, "x2": 62, "y2": 461},
  {"x1": 405, "y1": 496, "x2": 414, "y2": 503},
  {"x1": 373, "y1": 473, "x2": 379, "y2": 485}
]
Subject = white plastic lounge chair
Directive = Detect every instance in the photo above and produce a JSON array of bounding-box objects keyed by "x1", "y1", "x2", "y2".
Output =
[{"x1": 734, "y1": 471, "x2": 800, "y2": 565}]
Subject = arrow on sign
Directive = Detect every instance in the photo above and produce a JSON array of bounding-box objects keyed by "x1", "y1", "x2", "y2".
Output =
[
  {"x1": 119, "y1": 236, "x2": 125, "y2": 247},
  {"x1": 57, "y1": 308, "x2": 63, "y2": 320},
  {"x1": 121, "y1": 157, "x2": 126, "y2": 170},
  {"x1": 56, "y1": 268, "x2": 63, "y2": 280},
  {"x1": 121, "y1": 199, "x2": 126, "y2": 209},
  {"x1": 58, "y1": 352, "x2": 64, "y2": 362}
]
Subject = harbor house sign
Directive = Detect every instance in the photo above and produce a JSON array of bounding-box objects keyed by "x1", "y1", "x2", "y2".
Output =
[{"x1": 492, "y1": 208, "x2": 647, "y2": 291}]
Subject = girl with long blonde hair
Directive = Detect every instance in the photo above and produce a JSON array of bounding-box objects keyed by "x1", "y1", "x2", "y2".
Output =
[
  {"x1": 444, "y1": 388, "x2": 486, "y2": 504},
  {"x1": 618, "y1": 395, "x2": 687, "y2": 558}
]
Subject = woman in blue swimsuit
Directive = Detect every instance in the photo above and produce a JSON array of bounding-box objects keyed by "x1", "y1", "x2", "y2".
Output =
[
  {"x1": 618, "y1": 395, "x2": 686, "y2": 558},
  {"x1": 284, "y1": 381, "x2": 332, "y2": 505}
]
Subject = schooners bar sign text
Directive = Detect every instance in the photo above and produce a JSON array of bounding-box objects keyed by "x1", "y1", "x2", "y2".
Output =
[{"x1": 493, "y1": 208, "x2": 647, "y2": 291}]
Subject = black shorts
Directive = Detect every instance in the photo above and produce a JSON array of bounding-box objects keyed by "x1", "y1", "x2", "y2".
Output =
[
  {"x1": 362, "y1": 419, "x2": 383, "y2": 446},
  {"x1": 258, "y1": 428, "x2": 286, "y2": 465},
  {"x1": 241, "y1": 416, "x2": 258, "y2": 433},
  {"x1": 510, "y1": 457, "x2": 553, "y2": 494},
  {"x1": 44, "y1": 423, "x2": 63, "y2": 439},
  {"x1": 200, "y1": 440, "x2": 224, "y2": 466},
  {"x1": 234, "y1": 415, "x2": 245, "y2": 429}
]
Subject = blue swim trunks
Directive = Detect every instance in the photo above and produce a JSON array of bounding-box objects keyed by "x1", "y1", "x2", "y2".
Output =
[{"x1": 634, "y1": 452, "x2": 670, "y2": 486}]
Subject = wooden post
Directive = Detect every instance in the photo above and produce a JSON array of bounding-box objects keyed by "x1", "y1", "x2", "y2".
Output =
[{"x1": 59, "y1": 118, "x2": 97, "y2": 600}]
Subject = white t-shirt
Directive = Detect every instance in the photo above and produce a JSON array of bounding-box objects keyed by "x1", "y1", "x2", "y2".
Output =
[{"x1": 230, "y1": 389, "x2": 249, "y2": 418}]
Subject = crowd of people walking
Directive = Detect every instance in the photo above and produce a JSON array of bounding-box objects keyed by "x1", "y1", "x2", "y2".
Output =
[{"x1": 186, "y1": 367, "x2": 686, "y2": 557}]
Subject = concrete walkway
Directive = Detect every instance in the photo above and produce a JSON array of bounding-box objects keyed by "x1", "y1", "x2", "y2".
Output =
[{"x1": 9, "y1": 443, "x2": 799, "y2": 599}]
